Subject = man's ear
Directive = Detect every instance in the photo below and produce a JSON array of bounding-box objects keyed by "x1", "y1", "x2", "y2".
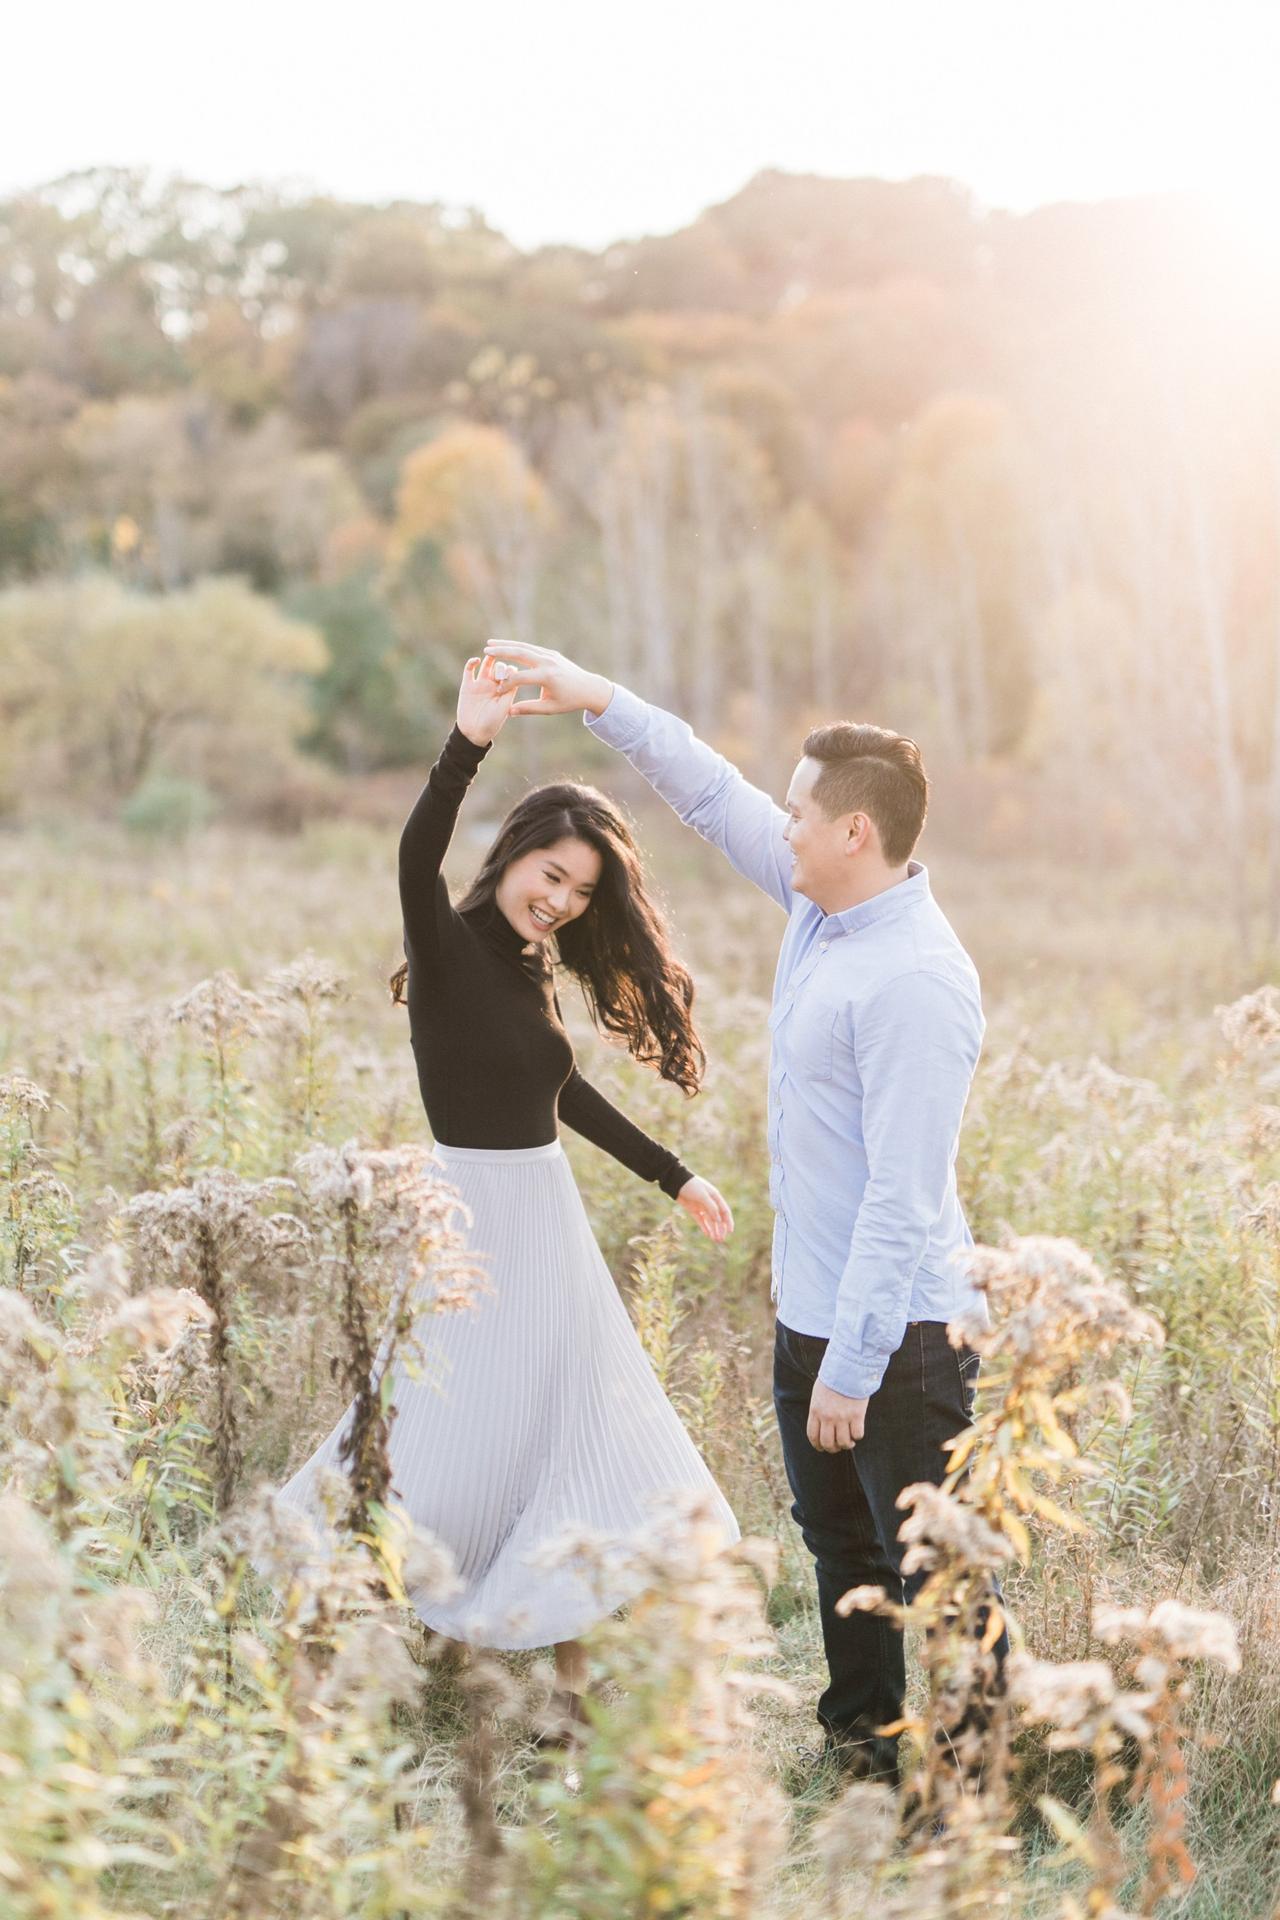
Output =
[{"x1": 845, "y1": 811, "x2": 872, "y2": 853}]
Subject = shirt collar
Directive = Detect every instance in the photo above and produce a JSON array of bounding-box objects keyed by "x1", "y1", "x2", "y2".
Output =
[{"x1": 823, "y1": 862, "x2": 930, "y2": 939}]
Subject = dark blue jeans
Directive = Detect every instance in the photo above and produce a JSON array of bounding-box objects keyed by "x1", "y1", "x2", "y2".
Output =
[{"x1": 773, "y1": 1317, "x2": 1007, "y2": 1783}]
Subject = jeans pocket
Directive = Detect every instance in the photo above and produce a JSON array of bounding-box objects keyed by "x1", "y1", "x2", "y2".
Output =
[
  {"x1": 954, "y1": 1345, "x2": 980, "y2": 1421},
  {"x1": 776, "y1": 1320, "x2": 827, "y2": 1376}
]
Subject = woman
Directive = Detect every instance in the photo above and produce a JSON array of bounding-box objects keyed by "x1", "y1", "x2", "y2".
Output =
[{"x1": 277, "y1": 654, "x2": 739, "y2": 1715}]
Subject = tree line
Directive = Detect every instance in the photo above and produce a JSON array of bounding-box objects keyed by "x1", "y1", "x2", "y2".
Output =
[{"x1": 2, "y1": 167, "x2": 1279, "y2": 929}]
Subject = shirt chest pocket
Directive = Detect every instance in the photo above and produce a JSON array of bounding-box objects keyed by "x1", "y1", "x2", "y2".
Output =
[{"x1": 771, "y1": 995, "x2": 838, "y2": 1082}]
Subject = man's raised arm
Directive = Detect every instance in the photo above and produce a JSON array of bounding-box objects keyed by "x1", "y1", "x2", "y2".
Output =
[{"x1": 482, "y1": 641, "x2": 794, "y2": 911}]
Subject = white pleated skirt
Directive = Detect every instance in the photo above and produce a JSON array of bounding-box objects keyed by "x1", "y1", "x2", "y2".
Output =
[{"x1": 275, "y1": 1140, "x2": 740, "y2": 1648}]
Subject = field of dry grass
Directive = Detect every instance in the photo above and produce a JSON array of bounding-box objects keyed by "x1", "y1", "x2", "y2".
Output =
[{"x1": 3, "y1": 801, "x2": 1280, "y2": 1917}]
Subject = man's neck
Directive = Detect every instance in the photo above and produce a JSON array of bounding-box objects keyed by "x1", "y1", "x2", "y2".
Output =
[{"x1": 812, "y1": 862, "x2": 911, "y2": 918}]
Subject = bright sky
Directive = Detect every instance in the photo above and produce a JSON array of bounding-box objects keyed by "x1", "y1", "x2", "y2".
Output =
[{"x1": 6, "y1": 0, "x2": 1279, "y2": 250}]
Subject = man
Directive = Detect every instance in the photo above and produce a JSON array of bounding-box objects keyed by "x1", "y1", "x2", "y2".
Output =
[{"x1": 484, "y1": 639, "x2": 1001, "y2": 1784}]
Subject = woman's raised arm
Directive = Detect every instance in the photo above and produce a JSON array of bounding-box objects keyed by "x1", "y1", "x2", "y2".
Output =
[
  {"x1": 483, "y1": 641, "x2": 793, "y2": 911},
  {"x1": 398, "y1": 655, "x2": 515, "y2": 962}
]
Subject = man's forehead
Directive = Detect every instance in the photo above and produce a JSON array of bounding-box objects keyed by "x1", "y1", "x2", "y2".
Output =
[{"x1": 786, "y1": 757, "x2": 821, "y2": 805}]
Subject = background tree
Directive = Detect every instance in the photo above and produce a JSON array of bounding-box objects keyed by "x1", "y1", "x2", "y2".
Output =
[
  {"x1": 2, "y1": 162, "x2": 1280, "y2": 917},
  {"x1": 289, "y1": 571, "x2": 430, "y2": 772},
  {"x1": 393, "y1": 422, "x2": 553, "y2": 642},
  {"x1": 0, "y1": 574, "x2": 326, "y2": 818}
]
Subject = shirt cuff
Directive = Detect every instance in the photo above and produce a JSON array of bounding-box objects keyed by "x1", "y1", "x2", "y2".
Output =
[
  {"x1": 583, "y1": 683, "x2": 647, "y2": 749},
  {"x1": 816, "y1": 1346, "x2": 888, "y2": 1400}
]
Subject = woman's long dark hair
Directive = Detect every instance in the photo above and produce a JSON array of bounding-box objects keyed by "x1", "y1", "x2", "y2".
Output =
[{"x1": 391, "y1": 782, "x2": 705, "y2": 1095}]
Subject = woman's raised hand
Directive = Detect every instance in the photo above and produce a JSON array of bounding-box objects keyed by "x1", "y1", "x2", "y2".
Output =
[
  {"x1": 456, "y1": 654, "x2": 517, "y2": 747},
  {"x1": 482, "y1": 640, "x2": 614, "y2": 718},
  {"x1": 675, "y1": 1176, "x2": 734, "y2": 1244}
]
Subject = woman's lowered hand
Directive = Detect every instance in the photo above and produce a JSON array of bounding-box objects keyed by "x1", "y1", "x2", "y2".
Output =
[{"x1": 675, "y1": 1176, "x2": 734, "y2": 1243}]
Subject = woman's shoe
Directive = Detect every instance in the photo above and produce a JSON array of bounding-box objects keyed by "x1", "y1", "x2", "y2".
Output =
[{"x1": 530, "y1": 1686, "x2": 591, "y2": 1753}]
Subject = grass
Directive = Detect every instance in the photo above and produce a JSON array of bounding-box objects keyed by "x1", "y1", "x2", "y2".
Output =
[{"x1": 4, "y1": 800, "x2": 1280, "y2": 1916}]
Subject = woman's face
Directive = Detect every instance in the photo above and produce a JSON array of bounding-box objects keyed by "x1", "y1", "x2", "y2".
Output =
[{"x1": 495, "y1": 834, "x2": 603, "y2": 944}]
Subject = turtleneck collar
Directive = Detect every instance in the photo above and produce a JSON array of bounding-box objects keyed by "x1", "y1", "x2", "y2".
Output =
[{"x1": 462, "y1": 895, "x2": 550, "y2": 976}]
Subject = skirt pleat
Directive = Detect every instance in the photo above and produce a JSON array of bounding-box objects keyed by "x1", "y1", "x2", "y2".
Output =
[{"x1": 275, "y1": 1141, "x2": 740, "y2": 1648}]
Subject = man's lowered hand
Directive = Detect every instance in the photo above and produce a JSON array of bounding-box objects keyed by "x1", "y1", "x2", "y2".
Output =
[{"x1": 807, "y1": 1380, "x2": 868, "y2": 1453}]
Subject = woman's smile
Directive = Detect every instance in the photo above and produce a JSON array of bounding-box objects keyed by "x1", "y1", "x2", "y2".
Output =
[{"x1": 494, "y1": 835, "x2": 603, "y2": 942}]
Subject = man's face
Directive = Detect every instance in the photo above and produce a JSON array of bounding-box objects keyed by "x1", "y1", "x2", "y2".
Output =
[{"x1": 783, "y1": 757, "x2": 859, "y2": 905}]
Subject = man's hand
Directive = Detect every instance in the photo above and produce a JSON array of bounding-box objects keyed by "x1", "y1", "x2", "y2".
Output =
[
  {"x1": 807, "y1": 1380, "x2": 868, "y2": 1453},
  {"x1": 483, "y1": 640, "x2": 613, "y2": 718}
]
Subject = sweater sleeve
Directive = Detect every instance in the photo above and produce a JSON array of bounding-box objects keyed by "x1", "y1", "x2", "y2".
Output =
[
  {"x1": 557, "y1": 1067, "x2": 693, "y2": 1199},
  {"x1": 397, "y1": 726, "x2": 490, "y2": 962}
]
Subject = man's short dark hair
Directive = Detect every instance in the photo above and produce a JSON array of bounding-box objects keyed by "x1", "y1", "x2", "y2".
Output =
[{"x1": 801, "y1": 723, "x2": 929, "y2": 866}]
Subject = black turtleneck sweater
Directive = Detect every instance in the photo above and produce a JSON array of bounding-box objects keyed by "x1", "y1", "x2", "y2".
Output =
[{"x1": 398, "y1": 726, "x2": 694, "y2": 1200}]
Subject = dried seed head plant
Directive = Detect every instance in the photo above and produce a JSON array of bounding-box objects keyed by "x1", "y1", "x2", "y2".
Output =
[
  {"x1": 1, "y1": 1239, "x2": 217, "y2": 1569},
  {"x1": 0, "y1": 1072, "x2": 52, "y2": 1119},
  {"x1": 262, "y1": 953, "x2": 350, "y2": 1147},
  {"x1": 12, "y1": 816, "x2": 1280, "y2": 1920},
  {"x1": 512, "y1": 1493, "x2": 790, "y2": 1920},
  {"x1": 262, "y1": 954, "x2": 349, "y2": 1011},
  {"x1": 1216, "y1": 985, "x2": 1280, "y2": 1059},
  {"x1": 826, "y1": 1232, "x2": 1245, "y2": 1915},
  {"x1": 1010, "y1": 1600, "x2": 1241, "y2": 1918},
  {"x1": 189, "y1": 1490, "x2": 447, "y2": 1918},
  {"x1": 859, "y1": 1239, "x2": 1162, "y2": 1837},
  {"x1": 168, "y1": 971, "x2": 275, "y2": 1046},
  {"x1": 950, "y1": 1236, "x2": 1164, "y2": 1561},
  {"x1": 126, "y1": 1171, "x2": 300, "y2": 1512},
  {"x1": 290, "y1": 1139, "x2": 486, "y2": 1569},
  {"x1": 0, "y1": 1489, "x2": 173, "y2": 1915},
  {"x1": 125, "y1": 1006, "x2": 170, "y2": 1188},
  {"x1": 1, "y1": 1072, "x2": 75, "y2": 1296},
  {"x1": 0, "y1": 1270, "x2": 123, "y2": 1533},
  {"x1": 168, "y1": 969, "x2": 280, "y2": 1161}
]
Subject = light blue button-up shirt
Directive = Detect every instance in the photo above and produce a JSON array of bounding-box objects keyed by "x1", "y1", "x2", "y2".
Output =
[{"x1": 586, "y1": 685, "x2": 989, "y2": 1400}]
